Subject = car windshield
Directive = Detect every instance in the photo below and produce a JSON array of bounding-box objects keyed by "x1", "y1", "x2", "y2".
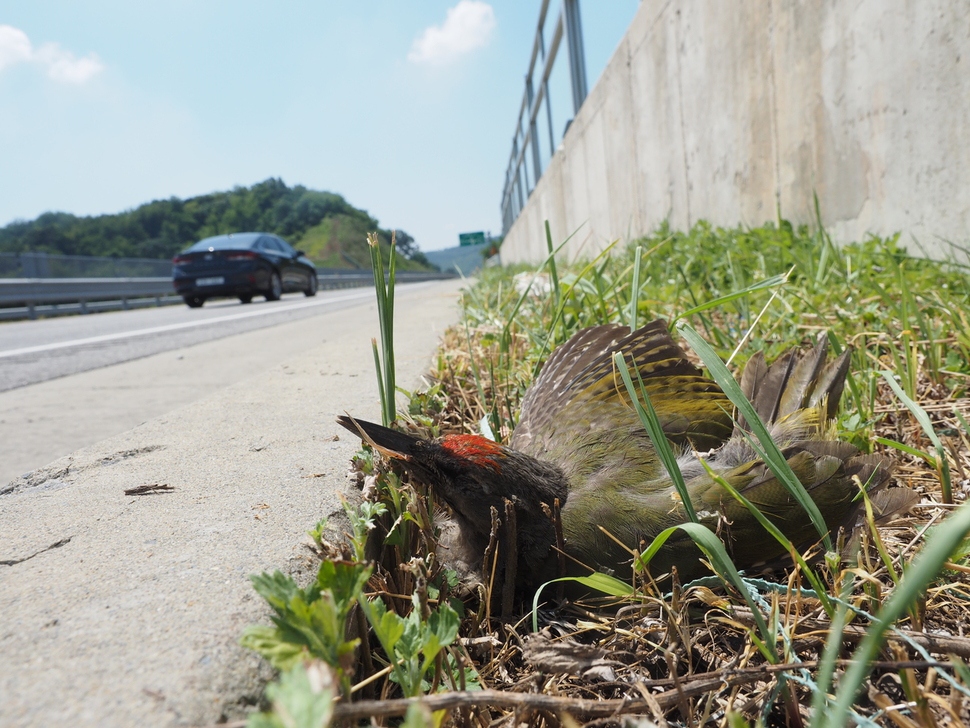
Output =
[{"x1": 185, "y1": 233, "x2": 262, "y2": 252}]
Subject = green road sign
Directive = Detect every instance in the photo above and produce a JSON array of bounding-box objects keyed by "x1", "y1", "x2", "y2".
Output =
[{"x1": 459, "y1": 231, "x2": 486, "y2": 247}]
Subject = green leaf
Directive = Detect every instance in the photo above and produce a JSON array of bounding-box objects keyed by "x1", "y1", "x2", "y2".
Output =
[
  {"x1": 307, "y1": 518, "x2": 328, "y2": 547},
  {"x1": 628, "y1": 244, "x2": 643, "y2": 330},
  {"x1": 360, "y1": 596, "x2": 415, "y2": 694},
  {"x1": 873, "y1": 436, "x2": 935, "y2": 465},
  {"x1": 240, "y1": 625, "x2": 307, "y2": 672},
  {"x1": 250, "y1": 571, "x2": 315, "y2": 616},
  {"x1": 671, "y1": 271, "x2": 790, "y2": 323},
  {"x1": 427, "y1": 601, "x2": 460, "y2": 649},
  {"x1": 363, "y1": 597, "x2": 405, "y2": 656},
  {"x1": 258, "y1": 662, "x2": 336, "y2": 728},
  {"x1": 315, "y1": 560, "x2": 371, "y2": 615}
]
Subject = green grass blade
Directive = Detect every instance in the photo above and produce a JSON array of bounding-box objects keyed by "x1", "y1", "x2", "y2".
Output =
[
  {"x1": 809, "y1": 583, "x2": 853, "y2": 720},
  {"x1": 637, "y1": 523, "x2": 778, "y2": 662},
  {"x1": 544, "y1": 220, "x2": 561, "y2": 311},
  {"x1": 499, "y1": 229, "x2": 577, "y2": 355},
  {"x1": 628, "y1": 245, "x2": 643, "y2": 331},
  {"x1": 671, "y1": 271, "x2": 790, "y2": 324},
  {"x1": 873, "y1": 436, "x2": 936, "y2": 466},
  {"x1": 820, "y1": 501, "x2": 970, "y2": 727},
  {"x1": 677, "y1": 323, "x2": 833, "y2": 550},
  {"x1": 530, "y1": 240, "x2": 620, "y2": 379},
  {"x1": 531, "y1": 574, "x2": 634, "y2": 631},
  {"x1": 385, "y1": 233, "x2": 398, "y2": 423},
  {"x1": 368, "y1": 232, "x2": 395, "y2": 426},
  {"x1": 699, "y1": 458, "x2": 835, "y2": 619},
  {"x1": 613, "y1": 351, "x2": 697, "y2": 523},
  {"x1": 880, "y1": 370, "x2": 952, "y2": 503},
  {"x1": 371, "y1": 338, "x2": 387, "y2": 422}
]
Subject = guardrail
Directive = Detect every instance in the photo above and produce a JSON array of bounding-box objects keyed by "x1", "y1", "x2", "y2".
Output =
[
  {"x1": 501, "y1": 0, "x2": 588, "y2": 235},
  {"x1": 0, "y1": 270, "x2": 456, "y2": 321},
  {"x1": 0, "y1": 251, "x2": 173, "y2": 278}
]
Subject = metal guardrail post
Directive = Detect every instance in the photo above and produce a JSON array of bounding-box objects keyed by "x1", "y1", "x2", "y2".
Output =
[
  {"x1": 500, "y1": 0, "x2": 589, "y2": 235},
  {"x1": 20, "y1": 252, "x2": 51, "y2": 278},
  {"x1": 541, "y1": 32, "x2": 555, "y2": 159},
  {"x1": 563, "y1": 0, "x2": 588, "y2": 115},
  {"x1": 526, "y1": 76, "x2": 543, "y2": 181}
]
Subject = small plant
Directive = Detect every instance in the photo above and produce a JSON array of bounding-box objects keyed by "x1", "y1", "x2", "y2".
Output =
[{"x1": 368, "y1": 230, "x2": 397, "y2": 426}]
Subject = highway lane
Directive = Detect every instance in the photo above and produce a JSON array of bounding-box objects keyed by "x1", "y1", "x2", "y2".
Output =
[
  {"x1": 0, "y1": 279, "x2": 462, "y2": 485},
  {"x1": 0, "y1": 285, "x2": 427, "y2": 392}
]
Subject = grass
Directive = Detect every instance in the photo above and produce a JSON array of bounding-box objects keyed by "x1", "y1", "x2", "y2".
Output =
[{"x1": 243, "y1": 219, "x2": 970, "y2": 727}]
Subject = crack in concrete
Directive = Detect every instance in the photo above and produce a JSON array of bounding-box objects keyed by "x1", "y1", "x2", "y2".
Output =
[{"x1": 1, "y1": 536, "x2": 73, "y2": 566}]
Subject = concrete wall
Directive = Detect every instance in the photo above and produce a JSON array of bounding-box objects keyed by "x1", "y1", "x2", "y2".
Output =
[{"x1": 501, "y1": 1, "x2": 970, "y2": 264}]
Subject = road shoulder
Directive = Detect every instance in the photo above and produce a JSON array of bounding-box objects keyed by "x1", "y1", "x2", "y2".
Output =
[{"x1": 0, "y1": 279, "x2": 465, "y2": 727}]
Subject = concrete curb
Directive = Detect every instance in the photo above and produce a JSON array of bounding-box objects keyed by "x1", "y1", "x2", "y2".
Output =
[{"x1": 0, "y1": 278, "x2": 466, "y2": 726}]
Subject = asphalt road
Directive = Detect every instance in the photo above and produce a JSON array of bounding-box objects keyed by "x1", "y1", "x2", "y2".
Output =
[
  {"x1": 0, "y1": 281, "x2": 445, "y2": 486},
  {"x1": 0, "y1": 286, "x2": 391, "y2": 392}
]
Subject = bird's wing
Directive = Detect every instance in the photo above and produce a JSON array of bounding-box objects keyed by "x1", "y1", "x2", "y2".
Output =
[{"x1": 512, "y1": 320, "x2": 733, "y2": 458}]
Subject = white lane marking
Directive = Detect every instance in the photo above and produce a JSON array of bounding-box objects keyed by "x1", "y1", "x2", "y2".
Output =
[{"x1": 0, "y1": 289, "x2": 376, "y2": 359}]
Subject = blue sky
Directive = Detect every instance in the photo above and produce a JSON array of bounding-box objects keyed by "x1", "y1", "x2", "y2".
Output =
[{"x1": 1, "y1": 2, "x2": 639, "y2": 251}]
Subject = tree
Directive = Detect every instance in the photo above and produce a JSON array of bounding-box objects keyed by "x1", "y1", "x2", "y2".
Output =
[{"x1": 0, "y1": 179, "x2": 432, "y2": 269}]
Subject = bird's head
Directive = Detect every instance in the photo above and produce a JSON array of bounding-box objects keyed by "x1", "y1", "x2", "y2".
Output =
[{"x1": 338, "y1": 416, "x2": 568, "y2": 585}]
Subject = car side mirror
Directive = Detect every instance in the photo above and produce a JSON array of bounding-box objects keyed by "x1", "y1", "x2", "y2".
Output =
[{"x1": 295, "y1": 250, "x2": 306, "y2": 258}]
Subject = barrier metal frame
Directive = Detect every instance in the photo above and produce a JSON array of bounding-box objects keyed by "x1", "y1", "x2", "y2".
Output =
[{"x1": 500, "y1": 0, "x2": 588, "y2": 235}]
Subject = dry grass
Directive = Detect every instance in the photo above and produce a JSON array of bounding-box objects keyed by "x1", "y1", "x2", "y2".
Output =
[
  {"x1": 375, "y1": 321, "x2": 970, "y2": 727},
  {"x1": 244, "y1": 222, "x2": 970, "y2": 727}
]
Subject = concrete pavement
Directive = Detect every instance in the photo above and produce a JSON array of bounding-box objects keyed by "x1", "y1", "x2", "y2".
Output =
[
  {"x1": 0, "y1": 288, "x2": 392, "y2": 485},
  {"x1": 0, "y1": 278, "x2": 466, "y2": 726}
]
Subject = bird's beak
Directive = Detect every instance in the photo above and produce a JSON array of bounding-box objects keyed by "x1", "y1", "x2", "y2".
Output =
[{"x1": 342, "y1": 414, "x2": 413, "y2": 462}]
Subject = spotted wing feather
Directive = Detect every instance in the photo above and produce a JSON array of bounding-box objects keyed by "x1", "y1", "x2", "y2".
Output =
[{"x1": 512, "y1": 320, "x2": 733, "y2": 458}]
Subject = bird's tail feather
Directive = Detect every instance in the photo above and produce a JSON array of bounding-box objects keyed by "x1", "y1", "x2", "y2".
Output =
[
  {"x1": 713, "y1": 334, "x2": 916, "y2": 542},
  {"x1": 735, "y1": 333, "x2": 852, "y2": 436}
]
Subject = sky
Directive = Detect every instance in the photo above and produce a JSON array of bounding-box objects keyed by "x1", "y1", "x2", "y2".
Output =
[{"x1": 0, "y1": 1, "x2": 640, "y2": 252}]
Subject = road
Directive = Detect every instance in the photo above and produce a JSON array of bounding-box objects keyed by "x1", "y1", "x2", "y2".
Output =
[
  {"x1": 0, "y1": 287, "x2": 390, "y2": 391},
  {"x1": 0, "y1": 282, "x2": 445, "y2": 486},
  {"x1": 0, "y1": 277, "x2": 466, "y2": 727}
]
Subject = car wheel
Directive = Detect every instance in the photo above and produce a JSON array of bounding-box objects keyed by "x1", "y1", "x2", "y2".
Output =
[
  {"x1": 304, "y1": 273, "x2": 318, "y2": 297},
  {"x1": 265, "y1": 272, "x2": 282, "y2": 301},
  {"x1": 239, "y1": 294, "x2": 253, "y2": 304},
  {"x1": 184, "y1": 295, "x2": 205, "y2": 308}
]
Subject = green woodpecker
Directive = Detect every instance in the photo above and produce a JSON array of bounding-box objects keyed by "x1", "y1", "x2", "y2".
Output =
[{"x1": 339, "y1": 320, "x2": 914, "y2": 593}]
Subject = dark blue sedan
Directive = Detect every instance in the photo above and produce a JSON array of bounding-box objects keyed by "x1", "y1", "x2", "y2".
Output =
[{"x1": 172, "y1": 232, "x2": 318, "y2": 308}]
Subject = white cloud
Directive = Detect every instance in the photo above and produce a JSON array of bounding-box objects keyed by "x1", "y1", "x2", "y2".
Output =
[
  {"x1": 35, "y1": 42, "x2": 104, "y2": 83},
  {"x1": 408, "y1": 1, "x2": 496, "y2": 66},
  {"x1": 0, "y1": 25, "x2": 32, "y2": 72},
  {"x1": 0, "y1": 24, "x2": 103, "y2": 83}
]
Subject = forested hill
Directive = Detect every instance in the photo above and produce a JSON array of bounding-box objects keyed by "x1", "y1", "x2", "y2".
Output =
[{"x1": 0, "y1": 178, "x2": 432, "y2": 269}]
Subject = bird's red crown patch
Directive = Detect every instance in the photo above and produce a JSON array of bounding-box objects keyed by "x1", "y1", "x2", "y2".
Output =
[{"x1": 441, "y1": 435, "x2": 504, "y2": 471}]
